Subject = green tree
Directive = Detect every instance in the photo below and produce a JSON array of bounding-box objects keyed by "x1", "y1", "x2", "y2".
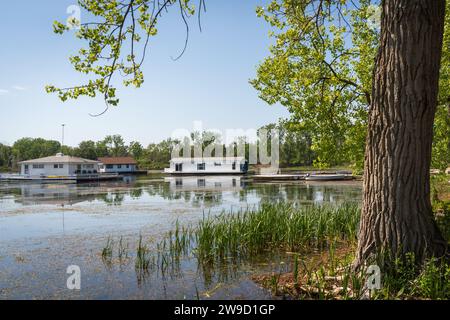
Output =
[
  {"x1": 103, "y1": 135, "x2": 128, "y2": 157},
  {"x1": 75, "y1": 140, "x2": 98, "y2": 159},
  {"x1": 129, "y1": 141, "x2": 144, "y2": 159},
  {"x1": 0, "y1": 143, "x2": 13, "y2": 171},
  {"x1": 251, "y1": 0, "x2": 378, "y2": 169},
  {"x1": 12, "y1": 138, "x2": 61, "y2": 162}
]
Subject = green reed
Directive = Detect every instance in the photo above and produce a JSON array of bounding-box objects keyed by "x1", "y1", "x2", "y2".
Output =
[{"x1": 194, "y1": 203, "x2": 360, "y2": 263}]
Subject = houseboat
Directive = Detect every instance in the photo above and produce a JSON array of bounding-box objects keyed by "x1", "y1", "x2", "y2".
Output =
[
  {"x1": 98, "y1": 157, "x2": 146, "y2": 174},
  {"x1": 0, "y1": 153, "x2": 122, "y2": 182},
  {"x1": 164, "y1": 176, "x2": 243, "y2": 191},
  {"x1": 164, "y1": 157, "x2": 248, "y2": 175}
]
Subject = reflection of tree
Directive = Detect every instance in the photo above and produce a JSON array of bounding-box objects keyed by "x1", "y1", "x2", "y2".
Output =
[
  {"x1": 129, "y1": 188, "x2": 143, "y2": 199},
  {"x1": 98, "y1": 192, "x2": 125, "y2": 206}
]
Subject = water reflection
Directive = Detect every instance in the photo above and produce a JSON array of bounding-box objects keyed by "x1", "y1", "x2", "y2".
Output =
[
  {"x1": 0, "y1": 176, "x2": 363, "y2": 299},
  {"x1": 0, "y1": 176, "x2": 362, "y2": 208}
]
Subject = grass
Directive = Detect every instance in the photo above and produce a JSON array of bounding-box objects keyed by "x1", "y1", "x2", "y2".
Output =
[
  {"x1": 101, "y1": 236, "x2": 114, "y2": 266},
  {"x1": 195, "y1": 203, "x2": 360, "y2": 263},
  {"x1": 100, "y1": 199, "x2": 449, "y2": 299}
]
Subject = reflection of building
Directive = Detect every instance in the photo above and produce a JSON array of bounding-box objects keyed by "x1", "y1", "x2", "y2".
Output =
[
  {"x1": 19, "y1": 153, "x2": 100, "y2": 176},
  {"x1": 164, "y1": 176, "x2": 243, "y2": 191},
  {"x1": 15, "y1": 183, "x2": 97, "y2": 206},
  {"x1": 164, "y1": 157, "x2": 248, "y2": 175},
  {"x1": 98, "y1": 157, "x2": 138, "y2": 173}
]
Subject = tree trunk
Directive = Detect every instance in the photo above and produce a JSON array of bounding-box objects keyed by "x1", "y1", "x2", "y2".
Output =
[{"x1": 355, "y1": 0, "x2": 448, "y2": 267}]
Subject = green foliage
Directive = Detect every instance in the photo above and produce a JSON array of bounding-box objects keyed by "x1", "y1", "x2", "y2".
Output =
[
  {"x1": 251, "y1": 0, "x2": 378, "y2": 169},
  {"x1": 195, "y1": 203, "x2": 360, "y2": 263},
  {"x1": 140, "y1": 138, "x2": 180, "y2": 169},
  {"x1": 0, "y1": 143, "x2": 13, "y2": 171},
  {"x1": 12, "y1": 138, "x2": 61, "y2": 163},
  {"x1": 253, "y1": 0, "x2": 449, "y2": 170},
  {"x1": 260, "y1": 120, "x2": 315, "y2": 167},
  {"x1": 47, "y1": 0, "x2": 199, "y2": 106},
  {"x1": 432, "y1": 5, "x2": 450, "y2": 171}
]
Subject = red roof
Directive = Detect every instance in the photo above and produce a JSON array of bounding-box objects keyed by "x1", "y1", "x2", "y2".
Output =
[{"x1": 98, "y1": 157, "x2": 137, "y2": 165}]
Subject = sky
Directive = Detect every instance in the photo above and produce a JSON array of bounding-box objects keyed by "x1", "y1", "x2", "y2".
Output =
[{"x1": 0, "y1": 0, "x2": 289, "y2": 147}]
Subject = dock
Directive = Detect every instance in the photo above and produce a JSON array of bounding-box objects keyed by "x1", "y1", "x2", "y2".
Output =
[
  {"x1": 252, "y1": 174, "x2": 308, "y2": 182},
  {"x1": 252, "y1": 173, "x2": 355, "y2": 182},
  {"x1": 0, "y1": 173, "x2": 123, "y2": 183}
]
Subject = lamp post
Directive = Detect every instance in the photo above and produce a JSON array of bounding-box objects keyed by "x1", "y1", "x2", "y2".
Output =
[{"x1": 61, "y1": 124, "x2": 65, "y2": 154}]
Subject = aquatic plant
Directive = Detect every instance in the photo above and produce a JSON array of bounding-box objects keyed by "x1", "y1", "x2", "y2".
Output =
[
  {"x1": 101, "y1": 236, "x2": 114, "y2": 266},
  {"x1": 194, "y1": 203, "x2": 360, "y2": 263}
]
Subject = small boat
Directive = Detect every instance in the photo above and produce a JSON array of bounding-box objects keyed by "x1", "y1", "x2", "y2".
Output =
[{"x1": 305, "y1": 174, "x2": 354, "y2": 181}]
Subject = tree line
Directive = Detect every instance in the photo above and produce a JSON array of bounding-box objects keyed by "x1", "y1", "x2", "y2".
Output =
[{"x1": 0, "y1": 121, "x2": 321, "y2": 172}]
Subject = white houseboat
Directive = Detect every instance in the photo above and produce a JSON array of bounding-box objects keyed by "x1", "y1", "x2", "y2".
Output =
[
  {"x1": 0, "y1": 153, "x2": 122, "y2": 182},
  {"x1": 164, "y1": 176, "x2": 243, "y2": 191},
  {"x1": 164, "y1": 157, "x2": 248, "y2": 175}
]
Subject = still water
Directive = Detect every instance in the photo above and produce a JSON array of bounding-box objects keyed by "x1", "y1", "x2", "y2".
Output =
[{"x1": 0, "y1": 175, "x2": 362, "y2": 299}]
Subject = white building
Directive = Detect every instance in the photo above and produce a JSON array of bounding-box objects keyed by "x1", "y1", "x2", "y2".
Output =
[
  {"x1": 164, "y1": 157, "x2": 248, "y2": 175},
  {"x1": 18, "y1": 153, "x2": 100, "y2": 177},
  {"x1": 164, "y1": 176, "x2": 242, "y2": 191},
  {"x1": 98, "y1": 157, "x2": 138, "y2": 173}
]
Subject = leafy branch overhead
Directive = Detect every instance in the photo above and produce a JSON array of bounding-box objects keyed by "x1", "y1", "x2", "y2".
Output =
[{"x1": 46, "y1": 0, "x2": 205, "y2": 110}]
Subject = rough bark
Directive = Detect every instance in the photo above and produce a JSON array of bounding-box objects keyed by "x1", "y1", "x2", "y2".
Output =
[{"x1": 355, "y1": 0, "x2": 448, "y2": 267}]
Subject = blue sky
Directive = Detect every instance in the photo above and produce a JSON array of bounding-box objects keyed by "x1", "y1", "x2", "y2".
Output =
[{"x1": 0, "y1": 0, "x2": 289, "y2": 147}]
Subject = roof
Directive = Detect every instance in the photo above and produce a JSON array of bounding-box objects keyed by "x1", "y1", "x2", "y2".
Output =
[
  {"x1": 170, "y1": 157, "x2": 246, "y2": 163},
  {"x1": 98, "y1": 157, "x2": 137, "y2": 165},
  {"x1": 19, "y1": 154, "x2": 99, "y2": 164}
]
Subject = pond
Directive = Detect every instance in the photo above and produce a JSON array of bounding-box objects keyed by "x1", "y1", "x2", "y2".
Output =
[{"x1": 0, "y1": 175, "x2": 362, "y2": 299}]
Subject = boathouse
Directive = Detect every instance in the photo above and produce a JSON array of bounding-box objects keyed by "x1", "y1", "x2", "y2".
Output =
[
  {"x1": 18, "y1": 153, "x2": 100, "y2": 176},
  {"x1": 98, "y1": 157, "x2": 138, "y2": 173}
]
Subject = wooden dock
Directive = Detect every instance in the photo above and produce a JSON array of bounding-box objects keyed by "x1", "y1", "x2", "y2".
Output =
[
  {"x1": 0, "y1": 173, "x2": 123, "y2": 183},
  {"x1": 252, "y1": 174, "x2": 308, "y2": 182},
  {"x1": 252, "y1": 173, "x2": 355, "y2": 182}
]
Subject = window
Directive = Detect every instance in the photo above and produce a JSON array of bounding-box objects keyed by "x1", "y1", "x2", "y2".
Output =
[
  {"x1": 84, "y1": 164, "x2": 94, "y2": 169},
  {"x1": 214, "y1": 162, "x2": 222, "y2": 166},
  {"x1": 33, "y1": 164, "x2": 44, "y2": 169},
  {"x1": 54, "y1": 164, "x2": 63, "y2": 169},
  {"x1": 126, "y1": 164, "x2": 129, "y2": 169},
  {"x1": 232, "y1": 162, "x2": 236, "y2": 170},
  {"x1": 106, "y1": 164, "x2": 113, "y2": 169},
  {"x1": 175, "y1": 163, "x2": 183, "y2": 172},
  {"x1": 197, "y1": 179, "x2": 206, "y2": 187},
  {"x1": 197, "y1": 163, "x2": 206, "y2": 170},
  {"x1": 117, "y1": 165, "x2": 122, "y2": 169}
]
